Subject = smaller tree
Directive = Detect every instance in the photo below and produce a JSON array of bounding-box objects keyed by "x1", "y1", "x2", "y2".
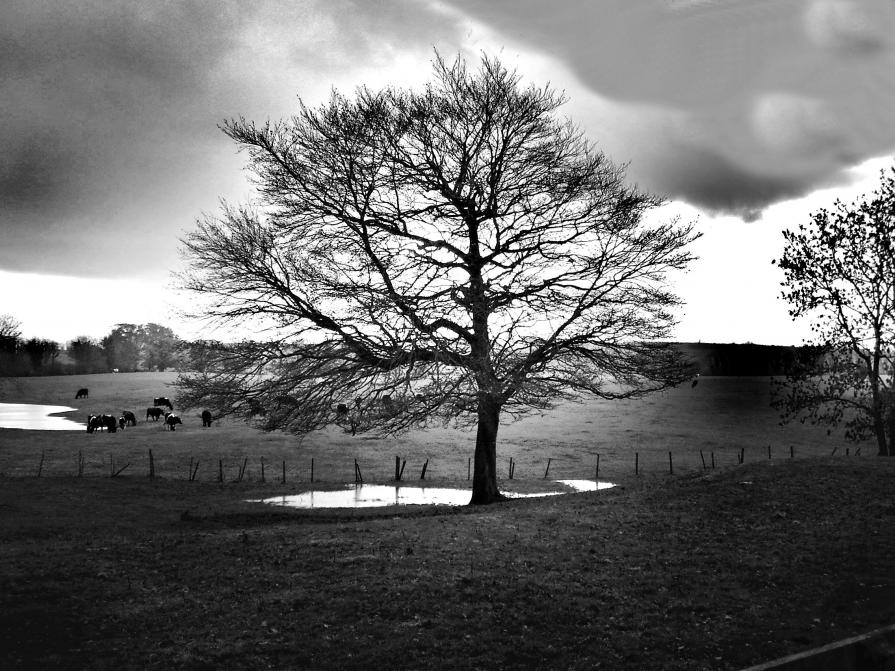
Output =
[
  {"x1": 22, "y1": 338, "x2": 60, "y2": 374},
  {"x1": 773, "y1": 167, "x2": 895, "y2": 455},
  {"x1": 0, "y1": 315, "x2": 23, "y2": 376},
  {"x1": 69, "y1": 336, "x2": 106, "y2": 375},
  {"x1": 103, "y1": 324, "x2": 141, "y2": 372},
  {"x1": 140, "y1": 323, "x2": 179, "y2": 371}
]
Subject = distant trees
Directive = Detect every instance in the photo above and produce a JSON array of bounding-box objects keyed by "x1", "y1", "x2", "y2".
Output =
[
  {"x1": 69, "y1": 336, "x2": 106, "y2": 375},
  {"x1": 102, "y1": 323, "x2": 180, "y2": 372},
  {"x1": 774, "y1": 167, "x2": 895, "y2": 456},
  {"x1": 177, "y1": 54, "x2": 698, "y2": 503},
  {"x1": 0, "y1": 317, "x2": 184, "y2": 376}
]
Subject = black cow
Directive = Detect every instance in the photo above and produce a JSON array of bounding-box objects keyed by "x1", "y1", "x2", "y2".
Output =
[
  {"x1": 118, "y1": 417, "x2": 126, "y2": 430},
  {"x1": 336, "y1": 403, "x2": 349, "y2": 418},
  {"x1": 153, "y1": 397, "x2": 173, "y2": 411},
  {"x1": 146, "y1": 407, "x2": 164, "y2": 421},
  {"x1": 76, "y1": 388, "x2": 88, "y2": 399},
  {"x1": 122, "y1": 410, "x2": 137, "y2": 426},
  {"x1": 164, "y1": 412, "x2": 182, "y2": 431},
  {"x1": 86, "y1": 414, "x2": 98, "y2": 433},
  {"x1": 201, "y1": 410, "x2": 212, "y2": 427}
]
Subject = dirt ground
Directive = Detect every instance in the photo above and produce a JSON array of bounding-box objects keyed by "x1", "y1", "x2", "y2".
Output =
[{"x1": 2, "y1": 457, "x2": 894, "y2": 670}]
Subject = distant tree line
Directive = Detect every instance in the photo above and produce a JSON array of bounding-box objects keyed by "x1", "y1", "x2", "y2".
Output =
[{"x1": 0, "y1": 315, "x2": 186, "y2": 376}]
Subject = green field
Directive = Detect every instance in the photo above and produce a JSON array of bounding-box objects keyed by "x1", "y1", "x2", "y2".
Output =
[
  {"x1": 3, "y1": 373, "x2": 892, "y2": 670},
  {"x1": 0, "y1": 372, "x2": 852, "y2": 485}
]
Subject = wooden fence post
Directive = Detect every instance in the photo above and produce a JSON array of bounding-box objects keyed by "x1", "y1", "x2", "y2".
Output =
[
  {"x1": 668, "y1": 451, "x2": 673, "y2": 475},
  {"x1": 595, "y1": 454, "x2": 600, "y2": 481},
  {"x1": 311, "y1": 458, "x2": 314, "y2": 483},
  {"x1": 420, "y1": 458, "x2": 429, "y2": 480},
  {"x1": 282, "y1": 460, "x2": 286, "y2": 484},
  {"x1": 544, "y1": 458, "x2": 552, "y2": 479},
  {"x1": 149, "y1": 449, "x2": 155, "y2": 479},
  {"x1": 635, "y1": 452, "x2": 639, "y2": 475}
]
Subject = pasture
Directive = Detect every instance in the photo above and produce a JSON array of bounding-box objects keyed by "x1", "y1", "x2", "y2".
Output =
[
  {"x1": 0, "y1": 372, "x2": 847, "y2": 485},
  {"x1": 2, "y1": 373, "x2": 894, "y2": 670}
]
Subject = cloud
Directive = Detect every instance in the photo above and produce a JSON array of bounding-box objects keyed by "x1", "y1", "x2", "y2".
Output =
[
  {"x1": 804, "y1": 0, "x2": 888, "y2": 53},
  {"x1": 0, "y1": 0, "x2": 466, "y2": 278},
  {"x1": 440, "y1": 0, "x2": 895, "y2": 219}
]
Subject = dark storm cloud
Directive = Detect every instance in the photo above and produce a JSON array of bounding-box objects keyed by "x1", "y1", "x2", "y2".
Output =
[
  {"x1": 0, "y1": 0, "x2": 463, "y2": 278},
  {"x1": 443, "y1": 0, "x2": 895, "y2": 219}
]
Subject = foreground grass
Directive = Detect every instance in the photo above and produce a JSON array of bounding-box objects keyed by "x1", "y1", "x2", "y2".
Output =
[{"x1": 2, "y1": 458, "x2": 894, "y2": 670}]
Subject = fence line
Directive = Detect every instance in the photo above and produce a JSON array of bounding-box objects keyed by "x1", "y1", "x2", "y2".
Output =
[{"x1": 16, "y1": 441, "x2": 866, "y2": 483}]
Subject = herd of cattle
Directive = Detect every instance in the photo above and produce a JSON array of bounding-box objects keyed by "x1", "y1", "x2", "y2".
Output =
[{"x1": 76, "y1": 388, "x2": 213, "y2": 433}]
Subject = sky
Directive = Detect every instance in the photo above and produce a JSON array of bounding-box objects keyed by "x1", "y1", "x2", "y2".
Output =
[{"x1": 2, "y1": 0, "x2": 894, "y2": 346}]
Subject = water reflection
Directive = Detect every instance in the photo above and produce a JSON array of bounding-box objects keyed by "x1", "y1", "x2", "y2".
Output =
[
  {"x1": 254, "y1": 480, "x2": 616, "y2": 509},
  {"x1": 0, "y1": 403, "x2": 84, "y2": 431}
]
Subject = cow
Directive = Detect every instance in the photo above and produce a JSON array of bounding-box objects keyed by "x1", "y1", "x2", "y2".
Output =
[
  {"x1": 381, "y1": 394, "x2": 393, "y2": 412},
  {"x1": 164, "y1": 412, "x2": 182, "y2": 431},
  {"x1": 101, "y1": 414, "x2": 118, "y2": 433},
  {"x1": 153, "y1": 397, "x2": 173, "y2": 410},
  {"x1": 336, "y1": 403, "x2": 349, "y2": 418},
  {"x1": 118, "y1": 417, "x2": 126, "y2": 430},
  {"x1": 122, "y1": 410, "x2": 137, "y2": 426},
  {"x1": 76, "y1": 388, "x2": 88, "y2": 399},
  {"x1": 146, "y1": 407, "x2": 164, "y2": 421},
  {"x1": 87, "y1": 414, "x2": 117, "y2": 433},
  {"x1": 201, "y1": 410, "x2": 212, "y2": 427}
]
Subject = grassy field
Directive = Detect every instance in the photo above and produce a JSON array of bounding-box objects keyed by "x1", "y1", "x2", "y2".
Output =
[
  {"x1": 0, "y1": 372, "x2": 850, "y2": 485},
  {"x1": 2, "y1": 373, "x2": 893, "y2": 670}
]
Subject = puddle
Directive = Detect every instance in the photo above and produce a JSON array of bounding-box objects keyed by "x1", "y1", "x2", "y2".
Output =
[
  {"x1": 253, "y1": 480, "x2": 616, "y2": 509},
  {"x1": 0, "y1": 403, "x2": 83, "y2": 431}
]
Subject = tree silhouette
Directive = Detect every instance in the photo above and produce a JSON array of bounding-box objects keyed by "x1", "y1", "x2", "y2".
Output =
[
  {"x1": 178, "y1": 54, "x2": 699, "y2": 503},
  {"x1": 774, "y1": 166, "x2": 895, "y2": 455}
]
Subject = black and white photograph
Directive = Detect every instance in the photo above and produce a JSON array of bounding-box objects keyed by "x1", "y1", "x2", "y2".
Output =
[{"x1": 2, "y1": 1, "x2": 895, "y2": 668}]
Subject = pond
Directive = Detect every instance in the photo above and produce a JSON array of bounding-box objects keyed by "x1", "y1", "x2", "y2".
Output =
[
  {"x1": 252, "y1": 479, "x2": 616, "y2": 509},
  {"x1": 0, "y1": 403, "x2": 84, "y2": 431}
]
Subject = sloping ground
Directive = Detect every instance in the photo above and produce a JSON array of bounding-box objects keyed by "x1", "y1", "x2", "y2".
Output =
[{"x1": 1, "y1": 458, "x2": 894, "y2": 670}]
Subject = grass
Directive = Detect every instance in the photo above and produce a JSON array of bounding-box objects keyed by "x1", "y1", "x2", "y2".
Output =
[{"x1": 1, "y1": 373, "x2": 893, "y2": 670}]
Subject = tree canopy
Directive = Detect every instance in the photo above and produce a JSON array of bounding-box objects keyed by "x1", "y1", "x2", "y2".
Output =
[
  {"x1": 178, "y1": 54, "x2": 699, "y2": 503},
  {"x1": 774, "y1": 166, "x2": 895, "y2": 455}
]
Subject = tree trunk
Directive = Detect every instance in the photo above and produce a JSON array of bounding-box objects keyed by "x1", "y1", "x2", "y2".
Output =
[
  {"x1": 873, "y1": 407, "x2": 889, "y2": 456},
  {"x1": 887, "y1": 402, "x2": 895, "y2": 457},
  {"x1": 469, "y1": 395, "x2": 505, "y2": 505}
]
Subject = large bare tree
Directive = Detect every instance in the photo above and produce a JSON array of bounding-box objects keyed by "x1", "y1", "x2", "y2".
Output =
[
  {"x1": 178, "y1": 55, "x2": 699, "y2": 503},
  {"x1": 774, "y1": 167, "x2": 895, "y2": 456}
]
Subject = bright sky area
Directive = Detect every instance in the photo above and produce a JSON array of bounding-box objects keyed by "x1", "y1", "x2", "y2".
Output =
[{"x1": 2, "y1": 0, "x2": 894, "y2": 346}]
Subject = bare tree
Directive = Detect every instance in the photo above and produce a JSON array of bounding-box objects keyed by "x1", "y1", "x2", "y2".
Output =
[
  {"x1": 178, "y1": 54, "x2": 699, "y2": 503},
  {"x1": 774, "y1": 166, "x2": 895, "y2": 455}
]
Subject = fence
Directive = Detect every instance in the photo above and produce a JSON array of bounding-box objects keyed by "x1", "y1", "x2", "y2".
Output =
[{"x1": 16, "y1": 442, "x2": 867, "y2": 483}]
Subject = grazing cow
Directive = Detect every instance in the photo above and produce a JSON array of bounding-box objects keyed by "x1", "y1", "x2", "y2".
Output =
[
  {"x1": 122, "y1": 410, "x2": 137, "y2": 426},
  {"x1": 381, "y1": 394, "x2": 393, "y2": 411},
  {"x1": 164, "y1": 412, "x2": 182, "y2": 431},
  {"x1": 76, "y1": 388, "x2": 88, "y2": 399},
  {"x1": 153, "y1": 396, "x2": 174, "y2": 410},
  {"x1": 201, "y1": 410, "x2": 212, "y2": 427},
  {"x1": 101, "y1": 414, "x2": 118, "y2": 433},
  {"x1": 146, "y1": 407, "x2": 164, "y2": 421},
  {"x1": 336, "y1": 403, "x2": 349, "y2": 418},
  {"x1": 118, "y1": 417, "x2": 126, "y2": 430},
  {"x1": 88, "y1": 414, "x2": 117, "y2": 433}
]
